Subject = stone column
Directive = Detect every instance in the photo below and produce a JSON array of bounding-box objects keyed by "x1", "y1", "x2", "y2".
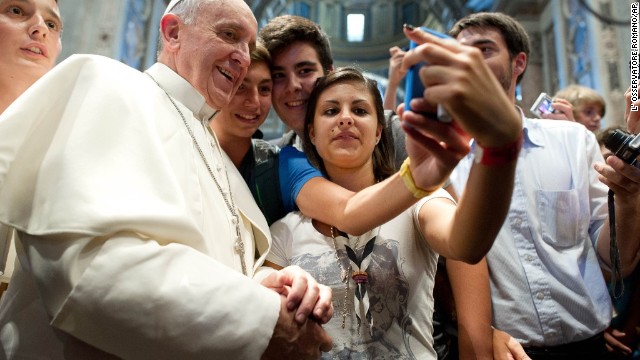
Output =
[{"x1": 58, "y1": 0, "x2": 166, "y2": 70}]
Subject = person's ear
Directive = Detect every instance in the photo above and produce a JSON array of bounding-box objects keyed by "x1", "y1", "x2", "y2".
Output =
[
  {"x1": 309, "y1": 124, "x2": 316, "y2": 145},
  {"x1": 160, "y1": 14, "x2": 182, "y2": 52},
  {"x1": 375, "y1": 125, "x2": 382, "y2": 144},
  {"x1": 512, "y1": 52, "x2": 527, "y2": 79}
]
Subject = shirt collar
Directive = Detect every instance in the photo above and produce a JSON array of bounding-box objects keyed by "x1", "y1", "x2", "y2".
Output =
[
  {"x1": 145, "y1": 62, "x2": 217, "y2": 122},
  {"x1": 469, "y1": 105, "x2": 544, "y2": 150},
  {"x1": 516, "y1": 105, "x2": 545, "y2": 148}
]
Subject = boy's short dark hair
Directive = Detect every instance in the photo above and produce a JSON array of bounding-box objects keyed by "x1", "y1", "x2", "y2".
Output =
[{"x1": 259, "y1": 15, "x2": 333, "y2": 73}]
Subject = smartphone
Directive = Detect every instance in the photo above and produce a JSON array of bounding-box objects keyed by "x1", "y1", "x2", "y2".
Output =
[
  {"x1": 404, "y1": 27, "x2": 453, "y2": 122},
  {"x1": 530, "y1": 92, "x2": 554, "y2": 117}
]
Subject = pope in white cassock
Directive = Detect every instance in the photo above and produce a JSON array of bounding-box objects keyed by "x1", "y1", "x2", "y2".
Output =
[{"x1": 0, "y1": 0, "x2": 333, "y2": 358}]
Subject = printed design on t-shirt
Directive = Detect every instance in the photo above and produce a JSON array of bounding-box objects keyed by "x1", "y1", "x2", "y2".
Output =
[
  {"x1": 345, "y1": 236, "x2": 375, "y2": 333},
  {"x1": 333, "y1": 232, "x2": 416, "y2": 359}
]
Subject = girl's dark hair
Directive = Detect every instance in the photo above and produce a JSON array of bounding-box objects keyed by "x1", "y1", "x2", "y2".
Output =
[{"x1": 302, "y1": 67, "x2": 395, "y2": 181}]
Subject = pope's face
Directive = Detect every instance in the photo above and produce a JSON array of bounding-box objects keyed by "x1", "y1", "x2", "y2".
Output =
[
  {"x1": 174, "y1": 0, "x2": 257, "y2": 109},
  {"x1": 0, "y1": 0, "x2": 62, "y2": 83}
]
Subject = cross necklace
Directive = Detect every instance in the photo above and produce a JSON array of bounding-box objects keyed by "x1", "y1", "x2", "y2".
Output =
[{"x1": 146, "y1": 73, "x2": 247, "y2": 276}]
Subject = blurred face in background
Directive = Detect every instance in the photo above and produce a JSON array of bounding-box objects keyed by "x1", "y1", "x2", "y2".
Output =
[
  {"x1": 575, "y1": 103, "x2": 603, "y2": 132},
  {"x1": 0, "y1": 0, "x2": 62, "y2": 84}
]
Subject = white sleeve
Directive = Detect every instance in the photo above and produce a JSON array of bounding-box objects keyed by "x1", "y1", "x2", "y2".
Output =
[
  {"x1": 25, "y1": 231, "x2": 280, "y2": 359},
  {"x1": 0, "y1": 55, "x2": 280, "y2": 359},
  {"x1": 267, "y1": 216, "x2": 295, "y2": 268}
]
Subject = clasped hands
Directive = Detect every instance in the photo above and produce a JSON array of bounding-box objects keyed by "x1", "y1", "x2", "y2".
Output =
[{"x1": 260, "y1": 265, "x2": 333, "y2": 359}]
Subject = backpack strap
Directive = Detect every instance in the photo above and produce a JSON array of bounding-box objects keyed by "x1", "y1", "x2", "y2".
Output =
[{"x1": 251, "y1": 139, "x2": 286, "y2": 225}]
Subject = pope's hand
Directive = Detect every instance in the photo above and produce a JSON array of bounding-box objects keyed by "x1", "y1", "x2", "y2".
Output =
[{"x1": 260, "y1": 265, "x2": 333, "y2": 324}]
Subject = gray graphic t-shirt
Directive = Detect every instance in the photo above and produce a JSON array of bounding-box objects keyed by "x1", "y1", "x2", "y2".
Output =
[{"x1": 269, "y1": 191, "x2": 452, "y2": 359}]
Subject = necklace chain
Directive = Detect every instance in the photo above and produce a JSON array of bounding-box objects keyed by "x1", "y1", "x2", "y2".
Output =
[
  {"x1": 146, "y1": 73, "x2": 247, "y2": 275},
  {"x1": 330, "y1": 225, "x2": 350, "y2": 329},
  {"x1": 330, "y1": 226, "x2": 379, "y2": 331}
]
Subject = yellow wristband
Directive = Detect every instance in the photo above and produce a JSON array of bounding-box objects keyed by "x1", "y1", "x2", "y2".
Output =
[{"x1": 399, "y1": 158, "x2": 439, "y2": 199}]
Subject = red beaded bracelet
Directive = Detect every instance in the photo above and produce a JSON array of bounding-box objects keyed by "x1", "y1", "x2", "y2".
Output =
[{"x1": 474, "y1": 131, "x2": 523, "y2": 166}]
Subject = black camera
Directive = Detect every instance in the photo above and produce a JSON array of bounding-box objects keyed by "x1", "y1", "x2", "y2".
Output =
[{"x1": 603, "y1": 129, "x2": 640, "y2": 166}]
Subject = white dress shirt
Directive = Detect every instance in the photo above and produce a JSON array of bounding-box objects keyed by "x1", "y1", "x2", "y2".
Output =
[{"x1": 449, "y1": 114, "x2": 611, "y2": 347}]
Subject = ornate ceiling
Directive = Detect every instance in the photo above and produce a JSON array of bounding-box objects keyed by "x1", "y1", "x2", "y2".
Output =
[
  {"x1": 156, "y1": 0, "x2": 549, "y2": 73},
  {"x1": 248, "y1": 0, "x2": 478, "y2": 72}
]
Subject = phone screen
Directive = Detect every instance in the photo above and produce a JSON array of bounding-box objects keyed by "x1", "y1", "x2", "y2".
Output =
[
  {"x1": 537, "y1": 97, "x2": 553, "y2": 114},
  {"x1": 530, "y1": 93, "x2": 554, "y2": 117}
]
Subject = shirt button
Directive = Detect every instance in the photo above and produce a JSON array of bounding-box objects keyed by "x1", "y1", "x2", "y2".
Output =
[
  {"x1": 513, "y1": 217, "x2": 522, "y2": 227},
  {"x1": 525, "y1": 255, "x2": 534, "y2": 262},
  {"x1": 536, "y1": 291, "x2": 545, "y2": 300}
]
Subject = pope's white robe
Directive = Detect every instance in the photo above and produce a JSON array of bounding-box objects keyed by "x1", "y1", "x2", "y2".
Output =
[{"x1": 0, "y1": 54, "x2": 280, "y2": 359}]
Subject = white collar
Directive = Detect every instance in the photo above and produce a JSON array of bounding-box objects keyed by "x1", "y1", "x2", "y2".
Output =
[{"x1": 145, "y1": 62, "x2": 217, "y2": 122}]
